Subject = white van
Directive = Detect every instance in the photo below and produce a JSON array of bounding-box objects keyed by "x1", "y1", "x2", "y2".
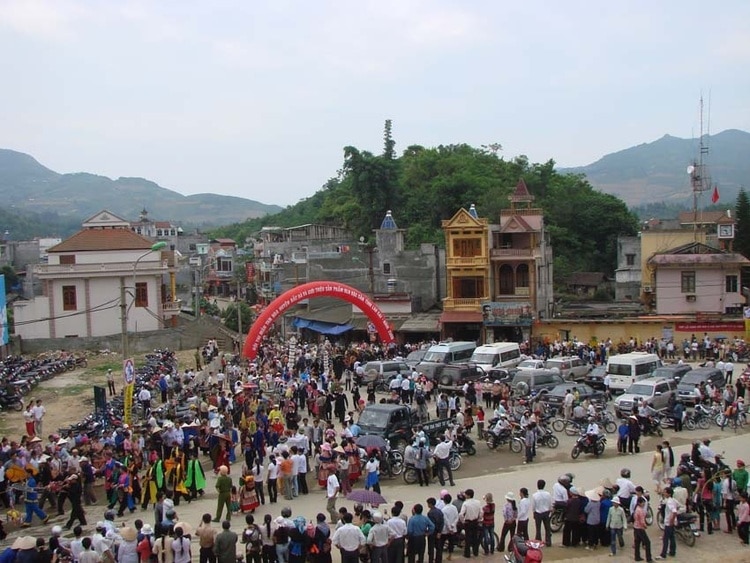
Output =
[
  {"x1": 606, "y1": 352, "x2": 662, "y2": 392},
  {"x1": 416, "y1": 341, "x2": 477, "y2": 380},
  {"x1": 471, "y1": 342, "x2": 522, "y2": 372}
]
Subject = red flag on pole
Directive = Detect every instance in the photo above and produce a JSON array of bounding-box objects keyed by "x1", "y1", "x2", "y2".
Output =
[{"x1": 712, "y1": 185, "x2": 720, "y2": 204}]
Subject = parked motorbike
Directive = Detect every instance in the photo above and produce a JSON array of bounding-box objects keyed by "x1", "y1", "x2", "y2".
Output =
[
  {"x1": 571, "y1": 433, "x2": 606, "y2": 459},
  {"x1": 504, "y1": 534, "x2": 543, "y2": 563},
  {"x1": 640, "y1": 414, "x2": 664, "y2": 437},
  {"x1": 536, "y1": 426, "x2": 559, "y2": 449},
  {"x1": 0, "y1": 389, "x2": 23, "y2": 411}
]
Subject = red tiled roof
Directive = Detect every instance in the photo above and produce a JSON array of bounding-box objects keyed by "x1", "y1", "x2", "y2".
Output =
[
  {"x1": 677, "y1": 211, "x2": 726, "y2": 224},
  {"x1": 213, "y1": 238, "x2": 236, "y2": 245},
  {"x1": 154, "y1": 222, "x2": 172, "y2": 228},
  {"x1": 513, "y1": 179, "x2": 531, "y2": 198},
  {"x1": 48, "y1": 228, "x2": 154, "y2": 252}
]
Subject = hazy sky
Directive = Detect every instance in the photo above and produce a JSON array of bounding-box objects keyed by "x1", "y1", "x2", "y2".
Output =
[{"x1": 1, "y1": 1, "x2": 748, "y2": 207}]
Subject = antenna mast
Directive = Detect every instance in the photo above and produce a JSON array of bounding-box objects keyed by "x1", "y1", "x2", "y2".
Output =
[{"x1": 689, "y1": 95, "x2": 711, "y2": 240}]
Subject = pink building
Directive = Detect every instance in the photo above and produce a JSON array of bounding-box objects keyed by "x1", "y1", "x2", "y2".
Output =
[{"x1": 647, "y1": 242, "x2": 749, "y2": 316}]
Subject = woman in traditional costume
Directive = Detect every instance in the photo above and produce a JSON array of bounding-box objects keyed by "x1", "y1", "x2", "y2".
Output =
[{"x1": 239, "y1": 475, "x2": 260, "y2": 513}]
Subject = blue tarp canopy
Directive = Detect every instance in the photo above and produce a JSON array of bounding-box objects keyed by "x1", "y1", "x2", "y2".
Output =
[{"x1": 292, "y1": 317, "x2": 354, "y2": 335}]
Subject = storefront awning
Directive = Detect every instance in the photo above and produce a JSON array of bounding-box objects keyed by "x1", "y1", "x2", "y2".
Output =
[
  {"x1": 439, "y1": 311, "x2": 483, "y2": 324},
  {"x1": 399, "y1": 313, "x2": 441, "y2": 333},
  {"x1": 292, "y1": 317, "x2": 354, "y2": 335}
]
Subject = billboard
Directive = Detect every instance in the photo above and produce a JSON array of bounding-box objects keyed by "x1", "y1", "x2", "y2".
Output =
[
  {"x1": 481, "y1": 301, "x2": 533, "y2": 327},
  {"x1": 0, "y1": 275, "x2": 7, "y2": 345}
]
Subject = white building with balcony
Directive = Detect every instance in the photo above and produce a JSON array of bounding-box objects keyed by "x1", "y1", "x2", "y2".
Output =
[{"x1": 14, "y1": 210, "x2": 180, "y2": 340}]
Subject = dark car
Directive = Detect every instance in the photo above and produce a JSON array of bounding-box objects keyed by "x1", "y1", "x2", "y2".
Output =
[
  {"x1": 651, "y1": 364, "x2": 693, "y2": 384},
  {"x1": 434, "y1": 363, "x2": 486, "y2": 387},
  {"x1": 584, "y1": 366, "x2": 607, "y2": 390},
  {"x1": 485, "y1": 367, "x2": 514, "y2": 384},
  {"x1": 511, "y1": 369, "x2": 565, "y2": 397},
  {"x1": 543, "y1": 383, "x2": 607, "y2": 410},
  {"x1": 677, "y1": 367, "x2": 725, "y2": 404}
]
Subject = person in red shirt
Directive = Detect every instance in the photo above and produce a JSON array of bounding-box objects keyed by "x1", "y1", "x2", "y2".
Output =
[{"x1": 633, "y1": 497, "x2": 654, "y2": 562}]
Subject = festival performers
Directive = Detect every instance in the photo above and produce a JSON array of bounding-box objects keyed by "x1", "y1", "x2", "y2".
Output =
[
  {"x1": 164, "y1": 446, "x2": 190, "y2": 505},
  {"x1": 184, "y1": 451, "x2": 207, "y2": 500},
  {"x1": 140, "y1": 455, "x2": 166, "y2": 510},
  {"x1": 239, "y1": 474, "x2": 260, "y2": 513}
]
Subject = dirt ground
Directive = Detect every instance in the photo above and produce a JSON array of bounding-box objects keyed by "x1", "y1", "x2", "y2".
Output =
[{"x1": 0, "y1": 349, "x2": 196, "y2": 440}]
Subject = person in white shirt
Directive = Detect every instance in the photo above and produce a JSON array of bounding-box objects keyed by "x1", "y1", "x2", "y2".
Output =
[
  {"x1": 441, "y1": 492, "x2": 459, "y2": 556},
  {"x1": 552, "y1": 476, "x2": 570, "y2": 508},
  {"x1": 698, "y1": 439, "x2": 715, "y2": 465},
  {"x1": 616, "y1": 469, "x2": 636, "y2": 506},
  {"x1": 137, "y1": 388, "x2": 152, "y2": 417},
  {"x1": 386, "y1": 505, "x2": 408, "y2": 563},
  {"x1": 433, "y1": 437, "x2": 455, "y2": 487},
  {"x1": 725, "y1": 361, "x2": 735, "y2": 384},
  {"x1": 291, "y1": 447, "x2": 308, "y2": 496},
  {"x1": 531, "y1": 479, "x2": 552, "y2": 547},
  {"x1": 326, "y1": 472, "x2": 340, "y2": 523},
  {"x1": 563, "y1": 391, "x2": 575, "y2": 420},
  {"x1": 584, "y1": 418, "x2": 601, "y2": 448},
  {"x1": 517, "y1": 488, "x2": 531, "y2": 540},
  {"x1": 332, "y1": 512, "x2": 366, "y2": 560},
  {"x1": 459, "y1": 488, "x2": 482, "y2": 557}
]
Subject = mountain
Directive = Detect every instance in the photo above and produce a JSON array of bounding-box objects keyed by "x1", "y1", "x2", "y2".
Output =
[
  {"x1": 560, "y1": 129, "x2": 750, "y2": 207},
  {"x1": 0, "y1": 149, "x2": 282, "y2": 230}
]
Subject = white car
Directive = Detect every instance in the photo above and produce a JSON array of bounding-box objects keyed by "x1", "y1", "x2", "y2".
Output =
[{"x1": 516, "y1": 359, "x2": 546, "y2": 371}]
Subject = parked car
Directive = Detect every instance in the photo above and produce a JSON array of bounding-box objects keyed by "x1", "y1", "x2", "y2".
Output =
[
  {"x1": 485, "y1": 367, "x2": 514, "y2": 384},
  {"x1": 362, "y1": 360, "x2": 411, "y2": 384},
  {"x1": 676, "y1": 367, "x2": 725, "y2": 405},
  {"x1": 542, "y1": 383, "x2": 607, "y2": 410},
  {"x1": 516, "y1": 359, "x2": 546, "y2": 371},
  {"x1": 511, "y1": 369, "x2": 564, "y2": 397},
  {"x1": 544, "y1": 356, "x2": 592, "y2": 381},
  {"x1": 613, "y1": 377, "x2": 677, "y2": 418},
  {"x1": 584, "y1": 365, "x2": 607, "y2": 390},
  {"x1": 651, "y1": 364, "x2": 693, "y2": 384},
  {"x1": 405, "y1": 350, "x2": 427, "y2": 369},
  {"x1": 434, "y1": 363, "x2": 486, "y2": 387}
]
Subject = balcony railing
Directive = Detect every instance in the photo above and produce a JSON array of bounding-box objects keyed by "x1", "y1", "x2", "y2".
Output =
[
  {"x1": 490, "y1": 248, "x2": 533, "y2": 258},
  {"x1": 446, "y1": 256, "x2": 487, "y2": 267},
  {"x1": 443, "y1": 297, "x2": 487, "y2": 310},
  {"x1": 35, "y1": 261, "x2": 169, "y2": 276}
]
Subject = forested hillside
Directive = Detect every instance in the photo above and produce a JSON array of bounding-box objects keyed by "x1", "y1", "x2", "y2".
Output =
[{"x1": 212, "y1": 122, "x2": 639, "y2": 279}]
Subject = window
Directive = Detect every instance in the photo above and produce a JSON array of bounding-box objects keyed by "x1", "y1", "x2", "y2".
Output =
[
  {"x1": 135, "y1": 282, "x2": 148, "y2": 308},
  {"x1": 726, "y1": 275, "x2": 739, "y2": 293},
  {"x1": 452, "y1": 238, "x2": 481, "y2": 257},
  {"x1": 189, "y1": 244, "x2": 196, "y2": 251},
  {"x1": 681, "y1": 271, "x2": 696, "y2": 293},
  {"x1": 383, "y1": 262, "x2": 391, "y2": 275},
  {"x1": 453, "y1": 277, "x2": 484, "y2": 298},
  {"x1": 626, "y1": 254, "x2": 635, "y2": 266},
  {"x1": 62, "y1": 285, "x2": 77, "y2": 311},
  {"x1": 216, "y1": 257, "x2": 233, "y2": 272},
  {"x1": 59, "y1": 255, "x2": 75, "y2": 265}
]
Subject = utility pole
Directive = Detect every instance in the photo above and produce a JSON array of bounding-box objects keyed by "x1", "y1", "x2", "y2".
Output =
[
  {"x1": 236, "y1": 278, "x2": 242, "y2": 337},
  {"x1": 120, "y1": 277, "x2": 128, "y2": 360},
  {"x1": 366, "y1": 245, "x2": 375, "y2": 294}
]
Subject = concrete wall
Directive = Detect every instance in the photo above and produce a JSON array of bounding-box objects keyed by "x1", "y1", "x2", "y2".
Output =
[
  {"x1": 655, "y1": 267, "x2": 743, "y2": 315},
  {"x1": 16, "y1": 316, "x2": 232, "y2": 355}
]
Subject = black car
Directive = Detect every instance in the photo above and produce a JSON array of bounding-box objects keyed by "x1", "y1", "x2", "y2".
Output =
[
  {"x1": 485, "y1": 367, "x2": 514, "y2": 384},
  {"x1": 584, "y1": 365, "x2": 607, "y2": 390},
  {"x1": 651, "y1": 364, "x2": 693, "y2": 384},
  {"x1": 511, "y1": 369, "x2": 565, "y2": 397},
  {"x1": 542, "y1": 383, "x2": 607, "y2": 410}
]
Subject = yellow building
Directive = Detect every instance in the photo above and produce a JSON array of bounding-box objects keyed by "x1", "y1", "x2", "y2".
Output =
[{"x1": 440, "y1": 205, "x2": 489, "y2": 341}]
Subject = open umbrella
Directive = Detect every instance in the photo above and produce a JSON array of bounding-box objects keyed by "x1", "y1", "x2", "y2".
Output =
[
  {"x1": 355, "y1": 435, "x2": 388, "y2": 450},
  {"x1": 346, "y1": 489, "x2": 387, "y2": 506}
]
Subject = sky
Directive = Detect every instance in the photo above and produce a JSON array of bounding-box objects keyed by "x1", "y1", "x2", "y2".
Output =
[{"x1": 1, "y1": 1, "x2": 749, "y2": 207}]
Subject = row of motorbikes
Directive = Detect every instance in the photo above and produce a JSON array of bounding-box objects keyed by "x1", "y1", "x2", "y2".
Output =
[
  {"x1": 57, "y1": 350, "x2": 177, "y2": 441},
  {"x1": 0, "y1": 354, "x2": 87, "y2": 411}
]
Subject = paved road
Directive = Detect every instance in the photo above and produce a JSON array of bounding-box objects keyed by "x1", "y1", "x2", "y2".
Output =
[{"x1": 29, "y1": 429, "x2": 748, "y2": 562}]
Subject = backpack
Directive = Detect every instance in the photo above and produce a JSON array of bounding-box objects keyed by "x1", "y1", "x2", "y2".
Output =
[
  {"x1": 273, "y1": 526, "x2": 288, "y2": 545},
  {"x1": 244, "y1": 526, "x2": 262, "y2": 552},
  {"x1": 415, "y1": 392, "x2": 425, "y2": 405}
]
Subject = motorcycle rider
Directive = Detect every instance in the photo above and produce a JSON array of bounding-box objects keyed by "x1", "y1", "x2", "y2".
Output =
[
  {"x1": 616, "y1": 468, "x2": 636, "y2": 508},
  {"x1": 552, "y1": 474, "x2": 571, "y2": 510},
  {"x1": 584, "y1": 417, "x2": 601, "y2": 450},
  {"x1": 698, "y1": 439, "x2": 716, "y2": 468},
  {"x1": 490, "y1": 414, "x2": 512, "y2": 438},
  {"x1": 637, "y1": 399, "x2": 658, "y2": 435}
]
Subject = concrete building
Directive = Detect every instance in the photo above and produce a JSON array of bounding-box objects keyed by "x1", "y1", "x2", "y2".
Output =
[
  {"x1": 646, "y1": 241, "x2": 749, "y2": 316},
  {"x1": 14, "y1": 210, "x2": 180, "y2": 340},
  {"x1": 615, "y1": 236, "x2": 641, "y2": 302}
]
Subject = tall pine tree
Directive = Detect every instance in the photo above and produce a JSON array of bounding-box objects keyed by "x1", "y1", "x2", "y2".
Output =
[{"x1": 735, "y1": 188, "x2": 750, "y2": 259}]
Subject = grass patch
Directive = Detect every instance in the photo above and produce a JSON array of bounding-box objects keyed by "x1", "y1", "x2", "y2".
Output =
[
  {"x1": 60, "y1": 383, "x2": 94, "y2": 397},
  {"x1": 91, "y1": 360, "x2": 121, "y2": 373}
]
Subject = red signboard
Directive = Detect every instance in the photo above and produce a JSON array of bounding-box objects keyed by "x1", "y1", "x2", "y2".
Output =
[
  {"x1": 246, "y1": 262, "x2": 255, "y2": 281},
  {"x1": 675, "y1": 322, "x2": 744, "y2": 332}
]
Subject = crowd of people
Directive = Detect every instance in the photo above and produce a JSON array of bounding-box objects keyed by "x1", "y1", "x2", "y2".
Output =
[{"x1": 1, "y1": 334, "x2": 750, "y2": 563}]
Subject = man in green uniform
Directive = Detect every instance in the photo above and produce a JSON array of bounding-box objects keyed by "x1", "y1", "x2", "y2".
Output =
[{"x1": 213, "y1": 465, "x2": 232, "y2": 522}]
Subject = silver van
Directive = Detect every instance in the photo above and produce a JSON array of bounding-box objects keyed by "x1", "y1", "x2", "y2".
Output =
[{"x1": 416, "y1": 341, "x2": 476, "y2": 380}]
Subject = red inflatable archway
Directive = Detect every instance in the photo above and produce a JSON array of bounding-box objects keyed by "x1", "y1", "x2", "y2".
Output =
[{"x1": 242, "y1": 281, "x2": 395, "y2": 360}]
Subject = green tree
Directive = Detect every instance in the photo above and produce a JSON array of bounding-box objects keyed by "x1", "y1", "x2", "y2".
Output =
[
  {"x1": 222, "y1": 302, "x2": 253, "y2": 333},
  {"x1": 735, "y1": 188, "x2": 750, "y2": 259}
]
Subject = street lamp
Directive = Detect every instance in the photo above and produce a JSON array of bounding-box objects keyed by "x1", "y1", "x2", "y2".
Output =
[{"x1": 120, "y1": 241, "x2": 167, "y2": 361}]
